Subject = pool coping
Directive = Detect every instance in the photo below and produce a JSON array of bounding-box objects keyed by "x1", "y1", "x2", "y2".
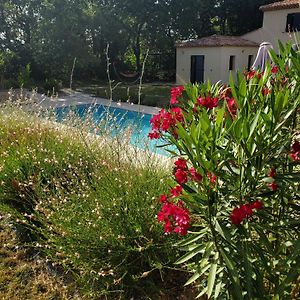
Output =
[{"x1": 28, "y1": 89, "x2": 161, "y2": 115}]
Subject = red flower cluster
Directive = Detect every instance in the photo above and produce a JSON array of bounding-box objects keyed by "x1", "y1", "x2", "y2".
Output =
[
  {"x1": 170, "y1": 185, "x2": 183, "y2": 197},
  {"x1": 174, "y1": 158, "x2": 202, "y2": 185},
  {"x1": 175, "y1": 168, "x2": 188, "y2": 184},
  {"x1": 148, "y1": 108, "x2": 184, "y2": 139},
  {"x1": 207, "y1": 172, "x2": 217, "y2": 185},
  {"x1": 262, "y1": 87, "x2": 272, "y2": 96},
  {"x1": 157, "y1": 201, "x2": 190, "y2": 235},
  {"x1": 290, "y1": 140, "x2": 300, "y2": 161},
  {"x1": 230, "y1": 200, "x2": 263, "y2": 225},
  {"x1": 226, "y1": 97, "x2": 238, "y2": 116},
  {"x1": 197, "y1": 95, "x2": 219, "y2": 110},
  {"x1": 170, "y1": 86, "x2": 184, "y2": 105},
  {"x1": 190, "y1": 167, "x2": 203, "y2": 182},
  {"x1": 245, "y1": 70, "x2": 264, "y2": 80},
  {"x1": 156, "y1": 158, "x2": 204, "y2": 235},
  {"x1": 271, "y1": 66, "x2": 278, "y2": 74}
]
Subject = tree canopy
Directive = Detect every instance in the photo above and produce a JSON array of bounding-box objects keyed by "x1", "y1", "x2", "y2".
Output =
[{"x1": 0, "y1": 0, "x2": 276, "y2": 86}]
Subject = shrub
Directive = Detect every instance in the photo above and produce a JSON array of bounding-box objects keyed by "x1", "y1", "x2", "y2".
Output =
[
  {"x1": 17, "y1": 64, "x2": 34, "y2": 89},
  {"x1": 150, "y1": 42, "x2": 300, "y2": 299},
  {"x1": 43, "y1": 78, "x2": 63, "y2": 94}
]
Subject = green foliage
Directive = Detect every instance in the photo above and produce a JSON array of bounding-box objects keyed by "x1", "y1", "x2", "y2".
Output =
[
  {"x1": 0, "y1": 0, "x2": 276, "y2": 83},
  {"x1": 17, "y1": 64, "x2": 33, "y2": 89},
  {"x1": 82, "y1": 83, "x2": 172, "y2": 107},
  {"x1": 0, "y1": 106, "x2": 182, "y2": 299},
  {"x1": 158, "y1": 43, "x2": 300, "y2": 298}
]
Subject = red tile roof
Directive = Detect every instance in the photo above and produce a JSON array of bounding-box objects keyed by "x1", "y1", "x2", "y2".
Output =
[
  {"x1": 176, "y1": 35, "x2": 259, "y2": 48},
  {"x1": 260, "y1": 0, "x2": 299, "y2": 12}
]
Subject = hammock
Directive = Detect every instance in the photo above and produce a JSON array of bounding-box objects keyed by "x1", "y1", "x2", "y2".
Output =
[
  {"x1": 119, "y1": 71, "x2": 139, "y2": 78},
  {"x1": 112, "y1": 63, "x2": 141, "y2": 84}
]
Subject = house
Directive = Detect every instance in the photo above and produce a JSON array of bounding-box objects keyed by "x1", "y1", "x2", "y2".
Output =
[
  {"x1": 242, "y1": 0, "x2": 300, "y2": 50},
  {"x1": 176, "y1": 0, "x2": 300, "y2": 84}
]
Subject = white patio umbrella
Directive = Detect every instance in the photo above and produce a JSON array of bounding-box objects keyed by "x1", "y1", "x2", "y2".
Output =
[{"x1": 252, "y1": 42, "x2": 274, "y2": 71}]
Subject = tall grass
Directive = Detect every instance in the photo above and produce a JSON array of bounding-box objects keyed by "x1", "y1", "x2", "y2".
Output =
[{"x1": 0, "y1": 98, "x2": 186, "y2": 299}]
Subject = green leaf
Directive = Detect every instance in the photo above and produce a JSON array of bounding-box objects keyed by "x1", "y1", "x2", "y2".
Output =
[
  {"x1": 185, "y1": 262, "x2": 211, "y2": 287},
  {"x1": 214, "y1": 280, "x2": 223, "y2": 299},
  {"x1": 175, "y1": 228, "x2": 208, "y2": 247},
  {"x1": 247, "y1": 109, "x2": 261, "y2": 142},
  {"x1": 175, "y1": 244, "x2": 205, "y2": 264},
  {"x1": 196, "y1": 287, "x2": 208, "y2": 299},
  {"x1": 184, "y1": 271, "x2": 201, "y2": 286},
  {"x1": 216, "y1": 106, "x2": 225, "y2": 128},
  {"x1": 207, "y1": 253, "x2": 219, "y2": 298},
  {"x1": 219, "y1": 247, "x2": 243, "y2": 299},
  {"x1": 215, "y1": 220, "x2": 234, "y2": 246}
]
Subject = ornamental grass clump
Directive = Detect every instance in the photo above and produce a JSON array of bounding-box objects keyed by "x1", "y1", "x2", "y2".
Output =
[
  {"x1": 0, "y1": 100, "x2": 185, "y2": 299},
  {"x1": 150, "y1": 42, "x2": 300, "y2": 299}
]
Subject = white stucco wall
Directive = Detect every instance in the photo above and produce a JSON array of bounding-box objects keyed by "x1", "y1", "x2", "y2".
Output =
[
  {"x1": 176, "y1": 46, "x2": 258, "y2": 84},
  {"x1": 176, "y1": 47, "x2": 221, "y2": 84},
  {"x1": 242, "y1": 7, "x2": 300, "y2": 51},
  {"x1": 219, "y1": 47, "x2": 258, "y2": 82}
]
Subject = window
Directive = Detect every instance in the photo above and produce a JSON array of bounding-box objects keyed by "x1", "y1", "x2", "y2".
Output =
[
  {"x1": 229, "y1": 55, "x2": 235, "y2": 71},
  {"x1": 286, "y1": 13, "x2": 300, "y2": 32},
  {"x1": 247, "y1": 55, "x2": 253, "y2": 71}
]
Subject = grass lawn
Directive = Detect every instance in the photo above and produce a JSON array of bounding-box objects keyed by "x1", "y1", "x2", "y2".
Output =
[{"x1": 78, "y1": 82, "x2": 175, "y2": 108}]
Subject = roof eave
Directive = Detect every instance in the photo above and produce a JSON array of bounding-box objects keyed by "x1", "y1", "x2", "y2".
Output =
[
  {"x1": 260, "y1": 3, "x2": 300, "y2": 12},
  {"x1": 176, "y1": 44, "x2": 259, "y2": 48}
]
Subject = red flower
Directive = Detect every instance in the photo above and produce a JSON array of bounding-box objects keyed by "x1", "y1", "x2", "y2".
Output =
[
  {"x1": 149, "y1": 108, "x2": 184, "y2": 139},
  {"x1": 271, "y1": 66, "x2": 278, "y2": 74},
  {"x1": 246, "y1": 70, "x2": 256, "y2": 79},
  {"x1": 161, "y1": 112, "x2": 175, "y2": 131},
  {"x1": 268, "y1": 182, "x2": 278, "y2": 191},
  {"x1": 230, "y1": 206, "x2": 248, "y2": 225},
  {"x1": 150, "y1": 112, "x2": 163, "y2": 130},
  {"x1": 175, "y1": 169, "x2": 188, "y2": 184},
  {"x1": 290, "y1": 152, "x2": 299, "y2": 161},
  {"x1": 207, "y1": 172, "x2": 217, "y2": 185},
  {"x1": 226, "y1": 97, "x2": 237, "y2": 116},
  {"x1": 170, "y1": 86, "x2": 184, "y2": 105},
  {"x1": 197, "y1": 96, "x2": 219, "y2": 110},
  {"x1": 148, "y1": 131, "x2": 161, "y2": 140},
  {"x1": 170, "y1": 185, "x2": 183, "y2": 197},
  {"x1": 157, "y1": 201, "x2": 190, "y2": 235},
  {"x1": 164, "y1": 219, "x2": 173, "y2": 234},
  {"x1": 189, "y1": 168, "x2": 202, "y2": 182},
  {"x1": 257, "y1": 72, "x2": 264, "y2": 79},
  {"x1": 268, "y1": 168, "x2": 276, "y2": 178},
  {"x1": 289, "y1": 140, "x2": 300, "y2": 161},
  {"x1": 221, "y1": 86, "x2": 232, "y2": 98},
  {"x1": 230, "y1": 204, "x2": 252, "y2": 225},
  {"x1": 251, "y1": 200, "x2": 263, "y2": 210},
  {"x1": 174, "y1": 158, "x2": 187, "y2": 170},
  {"x1": 230, "y1": 200, "x2": 263, "y2": 225},
  {"x1": 262, "y1": 87, "x2": 271, "y2": 96},
  {"x1": 292, "y1": 140, "x2": 300, "y2": 153},
  {"x1": 159, "y1": 194, "x2": 168, "y2": 203}
]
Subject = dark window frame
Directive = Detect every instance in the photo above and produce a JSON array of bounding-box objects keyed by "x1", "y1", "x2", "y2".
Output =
[
  {"x1": 229, "y1": 55, "x2": 235, "y2": 71},
  {"x1": 247, "y1": 55, "x2": 253, "y2": 71},
  {"x1": 286, "y1": 13, "x2": 300, "y2": 32}
]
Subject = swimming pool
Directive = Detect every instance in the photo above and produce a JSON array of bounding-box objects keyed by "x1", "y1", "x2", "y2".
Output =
[{"x1": 56, "y1": 104, "x2": 170, "y2": 155}]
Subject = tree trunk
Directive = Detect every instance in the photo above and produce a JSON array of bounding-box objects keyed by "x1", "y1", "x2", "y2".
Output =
[{"x1": 133, "y1": 23, "x2": 144, "y2": 73}]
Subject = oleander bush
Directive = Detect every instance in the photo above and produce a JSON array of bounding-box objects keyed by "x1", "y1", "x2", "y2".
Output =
[
  {"x1": 149, "y1": 42, "x2": 300, "y2": 299},
  {"x1": 0, "y1": 103, "x2": 185, "y2": 299}
]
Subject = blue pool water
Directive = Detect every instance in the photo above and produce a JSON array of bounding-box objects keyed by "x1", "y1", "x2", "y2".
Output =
[{"x1": 56, "y1": 104, "x2": 171, "y2": 155}]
